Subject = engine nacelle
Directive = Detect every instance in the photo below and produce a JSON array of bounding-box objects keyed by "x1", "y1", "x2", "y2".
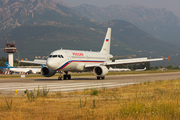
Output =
[
  {"x1": 41, "y1": 67, "x2": 56, "y2": 77},
  {"x1": 93, "y1": 66, "x2": 109, "y2": 77}
]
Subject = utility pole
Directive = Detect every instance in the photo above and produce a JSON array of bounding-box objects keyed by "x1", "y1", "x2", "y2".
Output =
[{"x1": 18, "y1": 52, "x2": 20, "y2": 67}]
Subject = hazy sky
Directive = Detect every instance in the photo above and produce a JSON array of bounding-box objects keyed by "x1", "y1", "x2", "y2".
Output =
[{"x1": 61, "y1": 0, "x2": 180, "y2": 17}]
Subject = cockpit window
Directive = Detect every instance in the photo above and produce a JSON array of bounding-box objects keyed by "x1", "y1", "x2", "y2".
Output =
[
  {"x1": 52, "y1": 55, "x2": 57, "y2": 58},
  {"x1": 49, "y1": 55, "x2": 52, "y2": 58},
  {"x1": 58, "y1": 55, "x2": 64, "y2": 58},
  {"x1": 49, "y1": 55, "x2": 64, "y2": 58}
]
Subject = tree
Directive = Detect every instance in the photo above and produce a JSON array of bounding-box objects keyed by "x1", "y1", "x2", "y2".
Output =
[
  {"x1": 0, "y1": 57, "x2": 7, "y2": 62},
  {"x1": 166, "y1": 65, "x2": 173, "y2": 69},
  {"x1": 0, "y1": 61, "x2": 5, "y2": 67}
]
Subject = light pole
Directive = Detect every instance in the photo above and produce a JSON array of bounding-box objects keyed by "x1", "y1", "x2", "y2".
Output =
[{"x1": 18, "y1": 52, "x2": 20, "y2": 67}]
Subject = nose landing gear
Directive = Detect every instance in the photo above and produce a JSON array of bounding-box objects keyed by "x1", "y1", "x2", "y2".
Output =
[{"x1": 58, "y1": 71, "x2": 63, "y2": 80}]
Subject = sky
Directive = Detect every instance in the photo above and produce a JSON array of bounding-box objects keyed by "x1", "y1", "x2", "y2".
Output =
[{"x1": 61, "y1": 0, "x2": 180, "y2": 18}]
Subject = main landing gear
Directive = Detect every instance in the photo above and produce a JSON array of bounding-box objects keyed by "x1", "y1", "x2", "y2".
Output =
[{"x1": 58, "y1": 71, "x2": 71, "y2": 80}]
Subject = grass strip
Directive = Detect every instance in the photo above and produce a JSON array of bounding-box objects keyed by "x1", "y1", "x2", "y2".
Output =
[{"x1": 0, "y1": 78, "x2": 180, "y2": 119}]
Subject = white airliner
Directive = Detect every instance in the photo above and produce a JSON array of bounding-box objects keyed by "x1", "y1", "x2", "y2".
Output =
[
  {"x1": 21, "y1": 28, "x2": 166, "y2": 80},
  {"x1": 109, "y1": 67, "x2": 131, "y2": 72},
  {"x1": 5, "y1": 62, "x2": 41, "y2": 74},
  {"x1": 135, "y1": 67, "x2": 146, "y2": 71}
]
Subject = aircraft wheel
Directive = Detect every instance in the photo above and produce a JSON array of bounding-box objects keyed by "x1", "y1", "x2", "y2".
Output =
[
  {"x1": 63, "y1": 75, "x2": 67, "y2": 80},
  {"x1": 101, "y1": 76, "x2": 105, "y2": 79},
  {"x1": 97, "y1": 77, "x2": 100, "y2": 80},
  {"x1": 58, "y1": 77, "x2": 63, "y2": 80},
  {"x1": 67, "y1": 75, "x2": 71, "y2": 80}
]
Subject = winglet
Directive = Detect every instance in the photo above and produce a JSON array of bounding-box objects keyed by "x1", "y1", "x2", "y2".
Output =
[
  {"x1": 21, "y1": 59, "x2": 24, "y2": 61},
  {"x1": 164, "y1": 56, "x2": 169, "y2": 61}
]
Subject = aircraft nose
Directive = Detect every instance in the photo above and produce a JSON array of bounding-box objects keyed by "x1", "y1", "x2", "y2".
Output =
[{"x1": 47, "y1": 59, "x2": 57, "y2": 70}]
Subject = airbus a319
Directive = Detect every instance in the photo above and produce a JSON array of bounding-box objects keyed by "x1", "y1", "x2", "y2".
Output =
[{"x1": 21, "y1": 28, "x2": 167, "y2": 80}]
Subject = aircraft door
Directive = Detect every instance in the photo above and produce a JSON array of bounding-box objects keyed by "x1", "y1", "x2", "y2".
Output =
[
  {"x1": 65, "y1": 52, "x2": 71, "y2": 60},
  {"x1": 86, "y1": 55, "x2": 88, "y2": 60}
]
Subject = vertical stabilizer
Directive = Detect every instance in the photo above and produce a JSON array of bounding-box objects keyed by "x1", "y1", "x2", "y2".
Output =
[
  {"x1": 5, "y1": 62, "x2": 13, "y2": 68},
  {"x1": 100, "y1": 28, "x2": 111, "y2": 54}
]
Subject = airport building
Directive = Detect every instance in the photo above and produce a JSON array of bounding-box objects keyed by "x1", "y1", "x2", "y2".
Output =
[{"x1": 4, "y1": 41, "x2": 17, "y2": 67}]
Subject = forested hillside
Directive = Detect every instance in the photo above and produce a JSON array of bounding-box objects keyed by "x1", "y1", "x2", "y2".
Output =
[{"x1": 0, "y1": 0, "x2": 179, "y2": 66}]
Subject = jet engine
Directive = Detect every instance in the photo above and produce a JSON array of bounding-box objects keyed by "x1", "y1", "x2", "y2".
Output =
[
  {"x1": 93, "y1": 66, "x2": 109, "y2": 77},
  {"x1": 41, "y1": 67, "x2": 56, "y2": 77}
]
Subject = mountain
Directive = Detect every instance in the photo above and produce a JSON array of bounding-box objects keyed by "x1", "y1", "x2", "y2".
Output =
[
  {"x1": 0, "y1": 0, "x2": 179, "y2": 66},
  {"x1": 102, "y1": 20, "x2": 178, "y2": 53},
  {"x1": 73, "y1": 4, "x2": 180, "y2": 47},
  {"x1": 0, "y1": 20, "x2": 179, "y2": 66},
  {"x1": 0, "y1": 0, "x2": 97, "y2": 35}
]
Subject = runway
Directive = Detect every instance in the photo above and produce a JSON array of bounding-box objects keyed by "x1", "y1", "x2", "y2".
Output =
[{"x1": 0, "y1": 72, "x2": 180, "y2": 95}]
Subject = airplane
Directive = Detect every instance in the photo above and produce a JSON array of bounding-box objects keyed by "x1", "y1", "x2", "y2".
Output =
[
  {"x1": 109, "y1": 67, "x2": 131, "y2": 72},
  {"x1": 0, "y1": 61, "x2": 15, "y2": 72},
  {"x1": 158, "y1": 67, "x2": 168, "y2": 71},
  {"x1": 20, "y1": 28, "x2": 167, "y2": 80},
  {"x1": 5, "y1": 62, "x2": 41, "y2": 74},
  {"x1": 135, "y1": 67, "x2": 146, "y2": 71},
  {"x1": 0, "y1": 66, "x2": 6, "y2": 72},
  {"x1": 0, "y1": 66, "x2": 7, "y2": 71}
]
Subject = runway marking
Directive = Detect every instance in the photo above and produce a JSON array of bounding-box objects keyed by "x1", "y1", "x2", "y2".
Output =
[{"x1": 0, "y1": 82, "x2": 137, "y2": 93}]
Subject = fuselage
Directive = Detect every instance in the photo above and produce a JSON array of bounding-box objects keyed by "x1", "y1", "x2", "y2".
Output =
[
  {"x1": 135, "y1": 67, "x2": 146, "y2": 71},
  {"x1": 9, "y1": 67, "x2": 41, "y2": 73},
  {"x1": 109, "y1": 67, "x2": 131, "y2": 72},
  {"x1": 46, "y1": 50, "x2": 113, "y2": 72}
]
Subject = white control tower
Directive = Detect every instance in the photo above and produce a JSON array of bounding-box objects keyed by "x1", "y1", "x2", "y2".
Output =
[{"x1": 4, "y1": 41, "x2": 17, "y2": 67}]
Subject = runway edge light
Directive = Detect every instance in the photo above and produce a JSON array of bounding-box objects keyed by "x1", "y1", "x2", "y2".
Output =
[
  {"x1": 14, "y1": 89, "x2": 18, "y2": 95},
  {"x1": 24, "y1": 90, "x2": 27, "y2": 96}
]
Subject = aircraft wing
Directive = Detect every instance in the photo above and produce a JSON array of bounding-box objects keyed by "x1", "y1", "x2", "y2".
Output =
[
  {"x1": 85, "y1": 57, "x2": 164, "y2": 68},
  {"x1": 20, "y1": 59, "x2": 46, "y2": 65},
  {"x1": 110, "y1": 55, "x2": 136, "y2": 60}
]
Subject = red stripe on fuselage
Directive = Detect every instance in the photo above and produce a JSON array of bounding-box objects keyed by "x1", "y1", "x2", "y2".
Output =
[{"x1": 57, "y1": 61, "x2": 104, "y2": 71}]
